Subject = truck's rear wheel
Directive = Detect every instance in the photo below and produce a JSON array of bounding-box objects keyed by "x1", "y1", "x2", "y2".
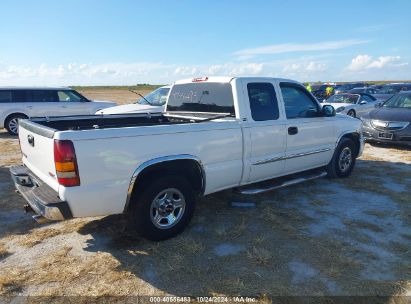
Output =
[
  {"x1": 326, "y1": 138, "x2": 356, "y2": 178},
  {"x1": 5, "y1": 114, "x2": 27, "y2": 136},
  {"x1": 128, "y1": 175, "x2": 196, "y2": 241}
]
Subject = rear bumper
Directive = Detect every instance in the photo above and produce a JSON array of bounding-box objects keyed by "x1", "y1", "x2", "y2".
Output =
[{"x1": 10, "y1": 165, "x2": 73, "y2": 221}]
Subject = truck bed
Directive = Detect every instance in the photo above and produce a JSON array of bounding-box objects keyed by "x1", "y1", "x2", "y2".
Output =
[{"x1": 21, "y1": 113, "x2": 192, "y2": 134}]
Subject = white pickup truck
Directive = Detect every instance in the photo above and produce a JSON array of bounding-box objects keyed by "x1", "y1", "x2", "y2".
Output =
[{"x1": 10, "y1": 76, "x2": 364, "y2": 240}]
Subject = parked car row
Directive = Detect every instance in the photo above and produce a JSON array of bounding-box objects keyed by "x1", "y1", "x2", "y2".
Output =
[
  {"x1": 96, "y1": 85, "x2": 171, "y2": 115},
  {"x1": 322, "y1": 93, "x2": 379, "y2": 118},
  {"x1": 0, "y1": 86, "x2": 173, "y2": 135},
  {"x1": 0, "y1": 87, "x2": 117, "y2": 135},
  {"x1": 362, "y1": 91, "x2": 411, "y2": 146},
  {"x1": 308, "y1": 82, "x2": 411, "y2": 104}
]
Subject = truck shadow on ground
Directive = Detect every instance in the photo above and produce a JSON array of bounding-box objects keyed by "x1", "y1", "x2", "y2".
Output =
[
  {"x1": 77, "y1": 158, "x2": 411, "y2": 298},
  {"x1": 0, "y1": 166, "x2": 38, "y2": 238},
  {"x1": 0, "y1": 130, "x2": 14, "y2": 139}
]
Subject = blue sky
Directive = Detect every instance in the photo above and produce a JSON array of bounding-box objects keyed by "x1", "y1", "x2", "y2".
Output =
[{"x1": 0, "y1": 0, "x2": 410, "y2": 85}]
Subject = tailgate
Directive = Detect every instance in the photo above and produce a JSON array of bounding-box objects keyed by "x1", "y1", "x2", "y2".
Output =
[{"x1": 19, "y1": 120, "x2": 60, "y2": 192}]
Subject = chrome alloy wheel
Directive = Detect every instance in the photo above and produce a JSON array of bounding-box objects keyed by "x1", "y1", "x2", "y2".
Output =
[
  {"x1": 338, "y1": 147, "x2": 352, "y2": 172},
  {"x1": 8, "y1": 118, "x2": 19, "y2": 135},
  {"x1": 150, "y1": 188, "x2": 186, "y2": 229}
]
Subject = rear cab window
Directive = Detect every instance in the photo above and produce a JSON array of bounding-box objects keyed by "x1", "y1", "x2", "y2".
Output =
[
  {"x1": 167, "y1": 82, "x2": 235, "y2": 115},
  {"x1": 247, "y1": 82, "x2": 279, "y2": 121}
]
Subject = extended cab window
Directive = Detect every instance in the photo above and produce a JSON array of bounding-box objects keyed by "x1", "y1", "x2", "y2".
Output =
[
  {"x1": 28, "y1": 90, "x2": 58, "y2": 102},
  {"x1": 167, "y1": 83, "x2": 235, "y2": 114},
  {"x1": 280, "y1": 83, "x2": 319, "y2": 119},
  {"x1": 247, "y1": 82, "x2": 279, "y2": 121}
]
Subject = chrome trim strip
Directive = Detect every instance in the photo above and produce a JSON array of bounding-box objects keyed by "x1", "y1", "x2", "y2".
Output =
[
  {"x1": 287, "y1": 148, "x2": 331, "y2": 160},
  {"x1": 253, "y1": 156, "x2": 284, "y2": 165},
  {"x1": 124, "y1": 154, "x2": 206, "y2": 212},
  {"x1": 252, "y1": 148, "x2": 331, "y2": 166}
]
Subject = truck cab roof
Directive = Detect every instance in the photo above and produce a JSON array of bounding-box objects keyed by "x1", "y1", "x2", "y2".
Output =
[{"x1": 173, "y1": 76, "x2": 300, "y2": 85}]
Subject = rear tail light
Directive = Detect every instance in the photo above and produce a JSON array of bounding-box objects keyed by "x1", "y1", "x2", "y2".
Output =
[{"x1": 54, "y1": 140, "x2": 80, "y2": 187}]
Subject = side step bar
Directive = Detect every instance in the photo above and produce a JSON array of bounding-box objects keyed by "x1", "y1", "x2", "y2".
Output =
[{"x1": 235, "y1": 170, "x2": 327, "y2": 195}]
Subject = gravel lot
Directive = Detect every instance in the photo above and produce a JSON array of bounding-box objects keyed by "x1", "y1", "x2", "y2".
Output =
[{"x1": 0, "y1": 91, "x2": 410, "y2": 301}]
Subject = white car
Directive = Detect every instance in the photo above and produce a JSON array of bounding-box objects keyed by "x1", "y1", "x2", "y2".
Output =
[
  {"x1": 323, "y1": 93, "x2": 380, "y2": 118},
  {"x1": 0, "y1": 87, "x2": 117, "y2": 135},
  {"x1": 95, "y1": 86, "x2": 171, "y2": 115},
  {"x1": 11, "y1": 76, "x2": 363, "y2": 240}
]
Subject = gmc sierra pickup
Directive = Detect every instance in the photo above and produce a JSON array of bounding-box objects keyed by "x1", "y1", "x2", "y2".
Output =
[{"x1": 10, "y1": 76, "x2": 364, "y2": 240}]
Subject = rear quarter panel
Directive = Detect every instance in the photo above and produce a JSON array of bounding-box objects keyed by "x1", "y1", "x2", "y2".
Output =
[{"x1": 58, "y1": 121, "x2": 243, "y2": 218}]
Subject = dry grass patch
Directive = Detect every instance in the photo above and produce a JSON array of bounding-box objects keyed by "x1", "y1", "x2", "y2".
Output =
[
  {"x1": 360, "y1": 154, "x2": 386, "y2": 162},
  {"x1": 16, "y1": 219, "x2": 90, "y2": 248},
  {"x1": 342, "y1": 219, "x2": 384, "y2": 233},
  {"x1": 215, "y1": 217, "x2": 248, "y2": 240},
  {"x1": 262, "y1": 206, "x2": 301, "y2": 236},
  {"x1": 176, "y1": 236, "x2": 205, "y2": 255},
  {"x1": 0, "y1": 245, "x2": 145, "y2": 296},
  {"x1": 0, "y1": 241, "x2": 9, "y2": 259},
  {"x1": 247, "y1": 247, "x2": 272, "y2": 266},
  {"x1": 78, "y1": 88, "x2": 153, "y2": 105},
  {"x1": 17, "y1": 228, "x2": 61, "y2": 248}
]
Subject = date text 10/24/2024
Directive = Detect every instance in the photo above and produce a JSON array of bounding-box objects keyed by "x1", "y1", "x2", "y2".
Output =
[{"x1": 149, "y1": 296, "x2": 257, "y2": 303}]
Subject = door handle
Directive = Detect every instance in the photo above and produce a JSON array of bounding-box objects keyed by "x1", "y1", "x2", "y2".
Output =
[
  {"x1": 288, "y1": 126, "x2": 298, "y2": 135},
  {"x1": 26, "y1": 106, "x2": 33, "y2": 109}
]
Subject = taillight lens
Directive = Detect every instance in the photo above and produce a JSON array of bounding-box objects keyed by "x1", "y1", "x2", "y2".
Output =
[{"x1": 54, "y1": 140, "x2": 80, "y2": 187}]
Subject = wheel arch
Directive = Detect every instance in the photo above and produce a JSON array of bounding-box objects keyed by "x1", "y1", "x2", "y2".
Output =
[
  {"x1": 124, "y1": 155, "x2": 206, "y2": 213},
  {"x1": 347, "y1": 108, "x2": 356, "y2": 115},
  {"x1": 4, "y1": 112, "x2": 29, "y2": 125},
  {"x1": 336, "y1": 131, "x2": 362, "y2": 157}
]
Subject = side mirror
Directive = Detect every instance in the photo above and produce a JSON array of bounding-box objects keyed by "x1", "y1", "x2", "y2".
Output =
[
  {"x1": 375, "y1": 103, "x2": 382, "y2": 108},
  {"x1": 322, "y1": 105, "x2": 336, "y2": 117},
  {"x1": 360, "y1": 100, "x2": 367, "y2": 105}
]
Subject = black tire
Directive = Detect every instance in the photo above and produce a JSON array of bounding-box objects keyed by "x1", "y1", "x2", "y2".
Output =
[
  {"x1": 326, "y1": 138, "x2": 356, "y2": 178},
  {"x1": 347, "y1": 110, "x2": 356, "y2": 118},
  {"x1": 128, "y1": 175, "x2": 196, "y2": 241},
  {"x1": 5, "y1": 114, "x2": 27, "y2": 136}
]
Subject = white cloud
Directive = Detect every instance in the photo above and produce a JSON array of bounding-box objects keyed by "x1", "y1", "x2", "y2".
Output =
[
  {"x1": 355, "y1": 24, "x2": 391, "y2": 33},
  {"x1": 0, "y1": 61, "x2": 267, "y2": 86},
  {"x1": 281, "y1": 61, "x2": 328, "y2": 79},
  {"x1": 0, "y1": 55, "x2": 408, "y2": 86},
  {"x1": 347, "y1": 54, "x2": 408, "y2": 71},
  {"x1": 234, "y1": 39, "x2": 369, "y2": 58}
]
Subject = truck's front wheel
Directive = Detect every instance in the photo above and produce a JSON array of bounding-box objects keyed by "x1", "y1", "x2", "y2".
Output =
[
  {"x1": 128, "y1": 175, "x2": 196, "y2": 241},
  {"x1": 326, "y1": 138, "x2": 356, "y2": 178}
]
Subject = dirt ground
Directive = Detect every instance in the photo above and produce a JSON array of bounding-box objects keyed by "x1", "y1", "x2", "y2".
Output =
[
  {"x1": 77, "y1": 88, "x2": 153, "y2": 105},
  {"x1": 0, "y1": 90, "x2": 410, "y2": 301}
]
